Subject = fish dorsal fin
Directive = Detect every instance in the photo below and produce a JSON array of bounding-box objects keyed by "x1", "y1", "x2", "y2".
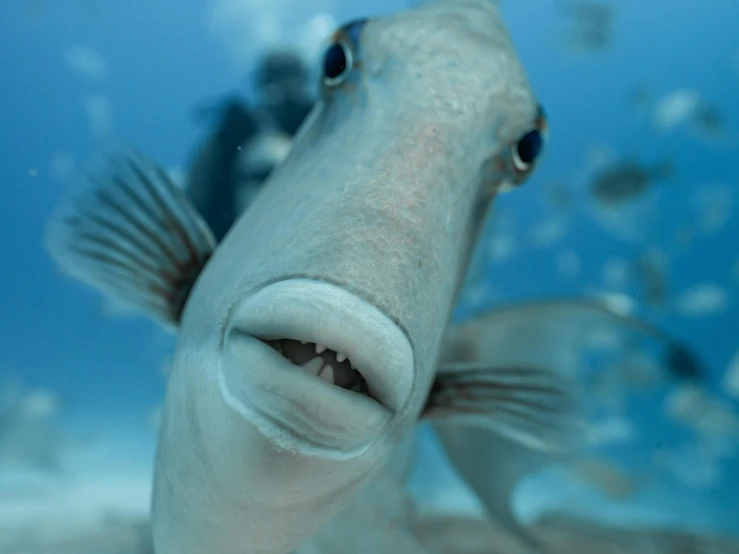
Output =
[{"x1": 45, "y1": 149, "x2": 216, "y2": 328}]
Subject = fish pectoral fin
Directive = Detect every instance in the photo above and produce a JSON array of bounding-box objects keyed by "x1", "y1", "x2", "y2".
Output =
[
  {"x1": 45, "y1": 148, "x2": 216, "y2": 328},
  {"x1": 422, "y1": 363, "x2": 584, "y2": 453}
]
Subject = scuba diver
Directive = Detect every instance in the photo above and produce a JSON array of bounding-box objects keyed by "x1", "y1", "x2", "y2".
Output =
[{"x1": 184, "y1": 49, "x2": 315, "y2": 241}]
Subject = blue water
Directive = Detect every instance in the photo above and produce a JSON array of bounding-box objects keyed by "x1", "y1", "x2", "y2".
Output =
[{"x1": 1, "y1": 0, "x2": 737, "y2": 542}]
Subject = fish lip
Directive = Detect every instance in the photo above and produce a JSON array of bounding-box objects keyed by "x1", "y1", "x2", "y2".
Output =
[
  {"x1": 220, "y1": 331, "x2": 393, "y2": 454},
  {"x1": 226, "y1": 279, "x2": 415, "y2": 414}
]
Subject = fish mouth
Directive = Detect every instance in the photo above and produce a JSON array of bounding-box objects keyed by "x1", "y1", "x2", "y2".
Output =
[
  {"x1": 261, "y1": 339, "x2": 375, "y2": 398},
  {"x1": 220, "y1": 279, "x2": 414, "y2": 451}
]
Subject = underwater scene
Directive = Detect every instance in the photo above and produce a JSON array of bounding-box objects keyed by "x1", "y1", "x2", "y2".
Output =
[{"x1": 1, "y1": 0, "x2": 738, "y2": 552}]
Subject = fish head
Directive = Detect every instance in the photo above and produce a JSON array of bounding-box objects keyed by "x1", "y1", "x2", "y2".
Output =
[{"x1": 178, "y1": 0, "x2": 547, "y2": 485}]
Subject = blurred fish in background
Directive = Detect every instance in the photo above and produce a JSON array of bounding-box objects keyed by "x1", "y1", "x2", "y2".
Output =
[{"x1": 554, "y1": 0, "x2": 615, "y2": 53}]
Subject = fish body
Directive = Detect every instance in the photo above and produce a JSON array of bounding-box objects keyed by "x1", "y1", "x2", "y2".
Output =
[
  {"x1": 47, "y1": 1, "x2": 554, "y2": 552},
  {"x1": 152, "y1": 3, "x2": 550, "y2": 552}
]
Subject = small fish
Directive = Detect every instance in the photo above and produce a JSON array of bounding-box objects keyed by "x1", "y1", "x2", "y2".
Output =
[
  {"x1": 46, "y1": 1, "x2": 557, "y2": 552},
  {"x1": 589, "y1": 159, "x2": 673, "y2": 206},
  {"x1": 556, "y1": 1, "x2": 615, "y2": 53}
]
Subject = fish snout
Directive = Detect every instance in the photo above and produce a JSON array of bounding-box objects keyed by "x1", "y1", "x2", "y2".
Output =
[{"x1": 219, "y1": 279, "x2": 415, "y2": 452}]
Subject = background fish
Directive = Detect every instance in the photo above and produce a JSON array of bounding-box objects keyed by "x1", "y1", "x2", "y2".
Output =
[{"x1": 589, "y1": 159, "x2": 674, "y2": 206}]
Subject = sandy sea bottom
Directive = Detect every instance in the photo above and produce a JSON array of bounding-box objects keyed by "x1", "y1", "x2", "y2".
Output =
[{"x1": 1, "y1": 421, "x2": 736, "y2": 551}]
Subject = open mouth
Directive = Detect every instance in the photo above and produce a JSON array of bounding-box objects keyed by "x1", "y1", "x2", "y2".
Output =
[
  {"x1": 262, "y1": 339, "x2": 374, "y2": 397},
  {"x1": 225, "y1": 279, "x2": 414, "y2": 414}
]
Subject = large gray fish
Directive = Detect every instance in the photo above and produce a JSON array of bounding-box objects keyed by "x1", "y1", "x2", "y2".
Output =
[{"x1": 44, "y1": 0, "x2": 703, "y2": 552}]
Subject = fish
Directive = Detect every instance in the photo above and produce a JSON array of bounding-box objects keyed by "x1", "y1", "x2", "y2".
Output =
[
  {"x1": 555, "y1": 1, "x2": 615, "y2": 53},
  {"x1": 45, "y1": 1, "x2": 563, "y2": 552},
  {"x1": 589, "y1": 158, "x2": 673, "y2": 206}
]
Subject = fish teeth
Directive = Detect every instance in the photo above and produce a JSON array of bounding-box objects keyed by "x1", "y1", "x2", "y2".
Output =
[
  {"x1": 315, "y1": 343, "x2": 327, "y2": 354},
  {"x1": 336, "y1": 352, "x2": 347, "y2": 363},
  {"x1": 318, "y1": 364, "x2": 335, "y2": 384},
  {"x1": 299, "y1": 357, "x2": 324, "y2": 376}
]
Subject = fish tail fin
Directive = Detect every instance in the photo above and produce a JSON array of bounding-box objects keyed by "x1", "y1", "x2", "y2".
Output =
[{"x1": 45, "y1": 148, "x2": 216, "y2": 327}]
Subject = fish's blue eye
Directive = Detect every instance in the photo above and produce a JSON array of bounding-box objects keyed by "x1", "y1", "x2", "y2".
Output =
[
  {"x1": 323, "y1": 42, "x2": 351, "y2": 86},
  {"x1": 513, "y1": 129, "x2": 543, "y2": 170}
]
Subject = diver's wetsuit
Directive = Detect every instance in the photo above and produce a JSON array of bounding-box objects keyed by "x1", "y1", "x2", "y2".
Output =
[{"x1": 184, "y1": 50, "x2": 315, "y2": 242}]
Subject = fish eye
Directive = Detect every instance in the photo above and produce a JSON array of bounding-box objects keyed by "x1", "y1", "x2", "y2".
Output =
[
  {"x1": 322, "y1": 41, "x2": 353, "y2": 87},
  {"x1": 512, "y1": 129, "x2": 543, "y2": 172}
]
